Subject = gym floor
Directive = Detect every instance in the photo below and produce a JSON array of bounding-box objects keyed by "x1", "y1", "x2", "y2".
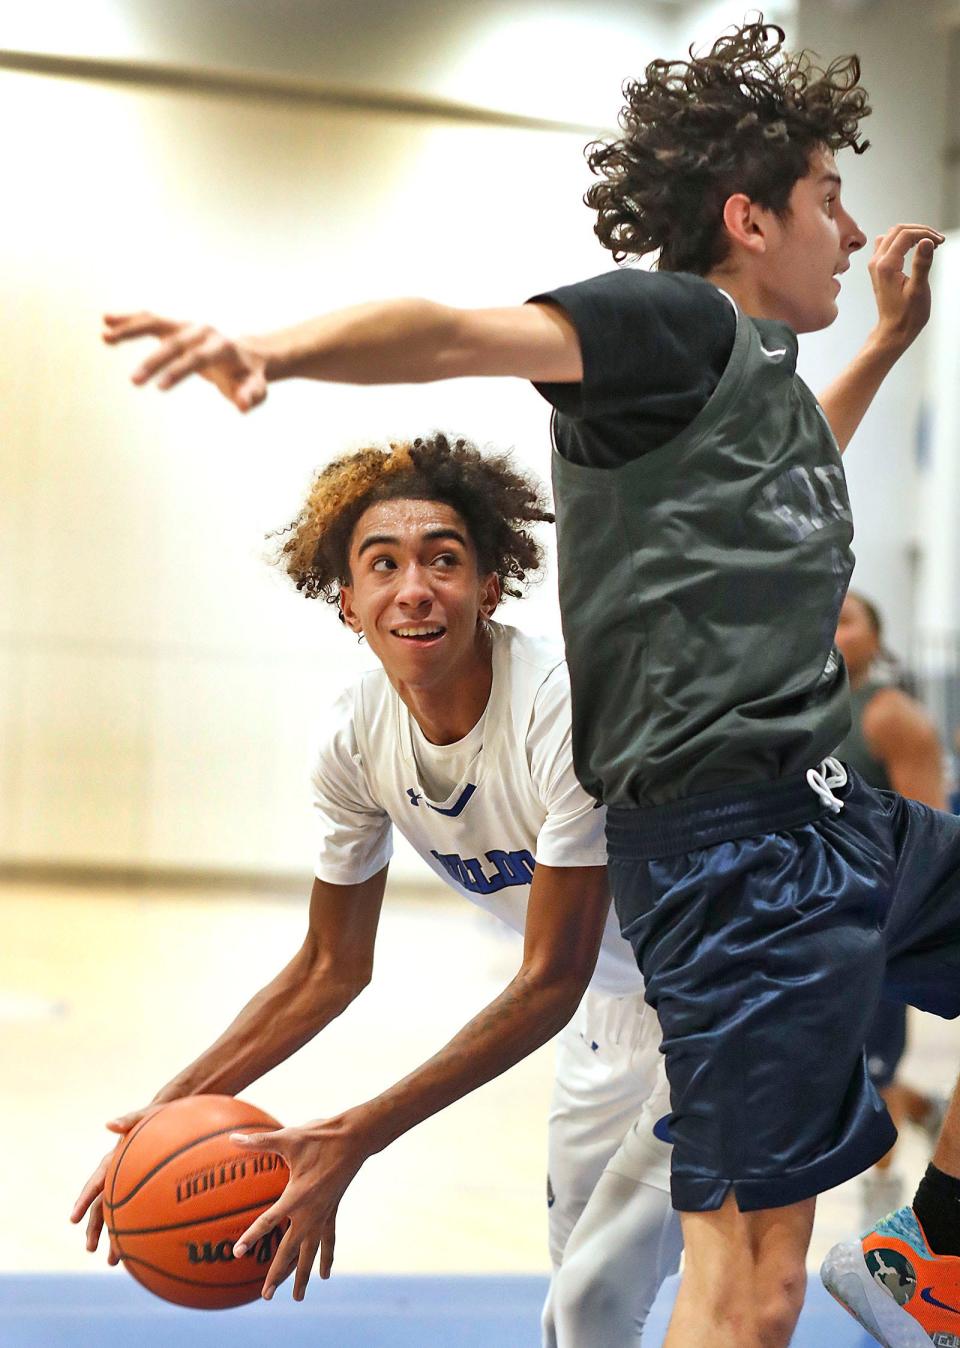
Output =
[{"x1": 2, "y1": 875, "x2": 951, "y2": 1343}]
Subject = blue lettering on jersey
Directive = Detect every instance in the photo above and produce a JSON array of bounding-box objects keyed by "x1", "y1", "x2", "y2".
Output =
[{"x1": 430, "y1": 847, "x2": 536, "y2": 895}]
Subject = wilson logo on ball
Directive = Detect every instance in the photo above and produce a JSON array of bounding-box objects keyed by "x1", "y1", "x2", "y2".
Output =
[
  {"x1": 175, "y1": 1153, "x2": 284, "y2": 1203},
  {"x1": 186, "y1": 1229, "x2": 281, "y2": 1267}
]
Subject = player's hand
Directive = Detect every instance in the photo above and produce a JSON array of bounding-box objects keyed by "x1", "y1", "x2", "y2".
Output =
[
  {"x1": 69, "y1": 1106, "x2": 155, "y2": 1260},
  {"x1": 868, "y1": 223, "x2": 945, "y2": 353},
  {"x1": 102, "y1": 312, "x2": 269, "y2": 412},
  {"x1": 230, "y1": 1114, "x2": 369, "y2": 1301}
]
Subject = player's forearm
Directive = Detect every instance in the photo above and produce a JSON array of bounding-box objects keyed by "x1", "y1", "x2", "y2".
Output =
[
  {"x1": 152, "y1": 957, "x2": 364, "y2": 1103},
  {"x1": 885, "y1": 737, "x2": 948, "y2": 811},
  {"x1": 343, "y1": 965, "x2": 588, "y2": 1156},
  {"x1": 248, "y1": 298, "x2": 468, "y2": 387},
  {"x1": 818, "y1": 329, "x2": 906, "y2": 453}
]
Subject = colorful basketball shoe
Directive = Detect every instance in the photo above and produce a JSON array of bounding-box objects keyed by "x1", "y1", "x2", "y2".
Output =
[{"x1": 821, "y1": 1206, "x2": 960, "y2": 1346}]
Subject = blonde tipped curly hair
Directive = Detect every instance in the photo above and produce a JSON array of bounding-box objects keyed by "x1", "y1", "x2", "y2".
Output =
[{"x1": 273, "y1": 432, "x2": 554, "y2": 610}]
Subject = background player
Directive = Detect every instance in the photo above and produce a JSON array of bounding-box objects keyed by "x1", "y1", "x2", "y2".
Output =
[
  {"x1": 72, "y1": 434, "x2": 680, "y2": 1345},
  {"x1": 98, "y1": 22, "x2": 949, "y2": 1347},
  {"x1": 835, "y1": 590, "x2": 949, "y2": 1223}
]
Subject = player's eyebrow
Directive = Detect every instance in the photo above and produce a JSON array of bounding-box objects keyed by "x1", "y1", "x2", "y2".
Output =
[
  {"x1": 356, "y1": 533, "x2": 398, "y2": 558},
  {"x1": 422, "y1": 528, "x2": 468, "y2": 548},
  {"x1": 356, "y1": 527, "x2": 468, "y2": 558},
  {"x1": 819, "y1": 171, "x2": 843, "y2": 190}
]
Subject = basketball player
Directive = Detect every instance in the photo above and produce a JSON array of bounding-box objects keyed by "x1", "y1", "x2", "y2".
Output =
[
  {"x1": 99, "y1": 22, "x2": 958, "y2": 1346},
  {"x1": 73, "y1": 435, "x2": 680, "y2": 1343},
  {"x1": 834, "y1": 591, "x2": 949, "y2": 1221}
]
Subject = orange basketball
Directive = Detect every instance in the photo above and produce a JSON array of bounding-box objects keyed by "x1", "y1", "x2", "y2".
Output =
[{"x1": 102, "y1": 1094, "x2": 288, "y2": 1310}]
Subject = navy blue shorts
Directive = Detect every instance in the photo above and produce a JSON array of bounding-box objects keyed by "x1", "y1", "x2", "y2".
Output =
[
  {"x1": 865, "y1": 999, "x2": 908, "y2": 1091},
  {"x1": 606, "y1": 769, "x2": 960, "y2": 1213}
]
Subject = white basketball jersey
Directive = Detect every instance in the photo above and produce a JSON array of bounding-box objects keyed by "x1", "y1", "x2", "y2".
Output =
[{"x1": 311, "y1": 622, "x2": 643, "y2": 996}]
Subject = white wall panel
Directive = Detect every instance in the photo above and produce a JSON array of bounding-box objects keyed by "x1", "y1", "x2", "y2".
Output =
[
  {"x1": 142, "y1": 656, "x2": 290, "y2": 871},
  {"x1": 795, "y1": 0, "x2": 948, "y2": 653},
  {"x1": 0, "y1": 651, "x2": 18, "y2": 855},
  {"x1": 12, "y1": 650, "x2": 147, "y2": 863},
  {"x1": 914, "y1": 233, "x2": 960, "y2": 637},
  {"x1": 1, "y1": 67, "x2": 604, "y2": 876}
]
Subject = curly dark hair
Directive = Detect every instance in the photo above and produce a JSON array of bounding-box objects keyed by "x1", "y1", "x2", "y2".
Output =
[
  {"x1": 272, "y1": 433, "x2": 554, "y2": 612},
  {"x1": 585, "y1": 18, "x2": 871, "y2": 274}
]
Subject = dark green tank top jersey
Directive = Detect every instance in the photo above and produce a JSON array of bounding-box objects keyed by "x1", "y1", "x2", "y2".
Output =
[
  {"x1": 547, "y1": 285, "x2": 855, "y2": 808},
  {"x1": 835, "y1": 681, "x2": 893, "y2": 791}
]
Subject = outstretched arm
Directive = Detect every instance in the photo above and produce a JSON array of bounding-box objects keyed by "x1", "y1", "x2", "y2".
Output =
[
  {"x1": 228, "y1": 862, "x2": 611, "y2": 1300},
  {"x1": 819, "y1": 223, "x2": 943, "y2": 452},
  {"x1": 70, "y1": 870, "x2": 387, "y2": 1254},
  {"x1": 103, "y1": 298, "x2": 583, "y2": 410}
]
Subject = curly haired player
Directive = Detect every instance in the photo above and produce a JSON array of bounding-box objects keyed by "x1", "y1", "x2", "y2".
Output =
[
  {"x1": 100, "y1": 20, "x2": 952, "y2": 1348},
  {"x1": 74, "y1": 435, "x2": 682, "y2": 1346}
]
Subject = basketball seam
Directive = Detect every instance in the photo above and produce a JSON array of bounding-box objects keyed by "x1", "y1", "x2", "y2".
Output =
[
  {"x1": 107, "y1": 1108, "x2": 159, "y2": 1265},
  {"x1": 121, "y1": 1252, "x2": 269, "y2": 1289},
  {"x1": 104, "y1": 1120, "x2": 275, "y2": 1211},
  {"x1": 109, "y1": 1108, "x2": 161, "y2": 1216},
  {"x1": 111, "y1": 1197, "x2": 285, "y2": 1237}
]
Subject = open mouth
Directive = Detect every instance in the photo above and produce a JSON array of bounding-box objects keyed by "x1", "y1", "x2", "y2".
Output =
[{"x1": 392, "y1": 624, "x2": 446, "y2": 644}]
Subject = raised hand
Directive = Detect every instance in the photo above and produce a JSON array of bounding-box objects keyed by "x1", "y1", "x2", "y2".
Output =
[
  {"x1": 70, "y1": 1105, "x2": 156, "y2": 1260},
  {"x1": 868, "y1": 223, "x2": 945, "y2": 352},
  {"x1": 229, "y1": 1114, "x2": 370, "y2": 1301},
  {"x1": 102, "y1": 312, "x2": 268, "y2": 412}
]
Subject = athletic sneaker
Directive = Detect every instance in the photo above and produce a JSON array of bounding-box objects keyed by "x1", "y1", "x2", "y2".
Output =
[{"x1": 821, "y1": 1206, "x2": 960, "y2": 1346}]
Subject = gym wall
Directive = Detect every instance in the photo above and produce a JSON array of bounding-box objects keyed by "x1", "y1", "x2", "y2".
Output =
[{"x1": 0, "y1": 0, "x2": 947, "y2": 880}]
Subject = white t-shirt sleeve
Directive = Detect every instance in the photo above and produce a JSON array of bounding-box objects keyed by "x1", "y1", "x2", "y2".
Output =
[
  {"x1": 311, "y1": 684, "x2": 393, "y2": 885},
  {"x1": 526, "y1": 662, "x2": 608, "y2": 868}
]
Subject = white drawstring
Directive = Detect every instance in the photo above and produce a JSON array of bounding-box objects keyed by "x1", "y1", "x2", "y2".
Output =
[{"x1": 806, "y1": 756, "x2": 848, "y2": 814}]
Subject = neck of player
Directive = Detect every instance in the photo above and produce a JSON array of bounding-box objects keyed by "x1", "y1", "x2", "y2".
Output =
[
  {"x1": 705, "y1": 269, "x2": 783, "y2": 325},
  {"x1": 392, "y1": 625, "x2": 494, "y2": 746}
]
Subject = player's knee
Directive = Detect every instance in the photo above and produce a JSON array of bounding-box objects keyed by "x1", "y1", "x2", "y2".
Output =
[
  {"x1": 674, "y1": 1260, "x2": 760, "y2": 1343},
  {"x1": 550, "y1": 1249, "x2": 634, "y2": 1343},
  {"x1": 680, "y1": 1286, "x2": 760, "y2": 1344},
  {"x1": 755, "y1": 1260, "x2": 806, "y2": 1348}
]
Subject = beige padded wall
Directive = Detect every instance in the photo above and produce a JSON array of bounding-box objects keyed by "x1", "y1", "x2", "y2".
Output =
[{"x1": 0, "y1": 68, "x2": 609, "y2": 876}]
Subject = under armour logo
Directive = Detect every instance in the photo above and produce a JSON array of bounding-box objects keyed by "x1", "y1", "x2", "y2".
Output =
[{"x1": 406, "y1": 789, "x2": 422, "y2": 807}]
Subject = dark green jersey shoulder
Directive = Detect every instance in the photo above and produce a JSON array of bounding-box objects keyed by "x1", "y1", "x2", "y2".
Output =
[{"x1": 552, "y1": 303, "x2": 854, "y2": 807}]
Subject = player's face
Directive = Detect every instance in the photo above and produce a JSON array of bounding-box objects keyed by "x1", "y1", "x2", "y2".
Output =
[
  {"x1": 339, "y1": 498, "x2": 499, "y2": 690},
  {"x1": 835, "y1": 594, "x2": 879, "y2": 679},
  {"x1": 758, "y1": 147, "x2": 867, "y2": 332}
]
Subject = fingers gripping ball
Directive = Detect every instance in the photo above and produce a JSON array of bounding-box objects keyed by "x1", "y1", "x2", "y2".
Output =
[{"x1": 102, "y1": 1095, "x2": 287, "y2": 1310}]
